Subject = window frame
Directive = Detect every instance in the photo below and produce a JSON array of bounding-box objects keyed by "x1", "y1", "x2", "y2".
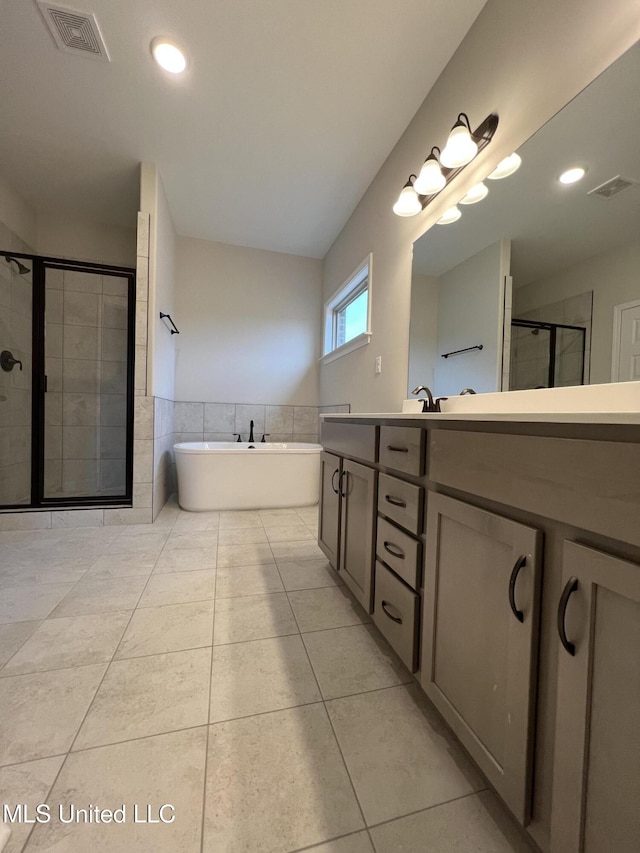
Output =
[{"x1": 321, "y1": 254, "x2": 372, "y2": 364}]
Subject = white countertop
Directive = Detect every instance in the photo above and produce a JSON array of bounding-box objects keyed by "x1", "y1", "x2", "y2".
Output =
[
  {"x1": 319, "y1": 411, "x2": 640, "y2": 425},
  {"x1": 320, "y1": 382, "x2": 640, "y2": 425}
]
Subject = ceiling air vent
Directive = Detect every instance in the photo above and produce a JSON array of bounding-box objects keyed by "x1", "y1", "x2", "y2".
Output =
[
  {"x1": 588, "y1": 175, "x2": 638, "y2": 199},
  {"x1": 36, "y1": 1, "x2": 110, "y2": 61}
]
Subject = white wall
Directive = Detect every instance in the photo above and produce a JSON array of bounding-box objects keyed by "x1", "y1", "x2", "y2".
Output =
[
  {"x1": 0, "y1": 174, "x2": 37, "y2": 251},
  {"x1": 36, "y1": 213, "x2": 136, "y2": 267},
  {"x1": 407, "y1": 273, "x2": 438, "y2": 394},
  {"x1": 140, "y1": 163, "x2": 177, "y2": 401},
  {"x1": 319, "y1": 0, "x2": 640, "y2": 412},
  {"x1": 514, "y1": 238, "x2": 640, "y2": 385},
  {"x1": 174, "y1": 237, "x2": 322, "y2": 405},
  {"x1": 434, "y1": 240, "x2": 508, "y2": 395}
]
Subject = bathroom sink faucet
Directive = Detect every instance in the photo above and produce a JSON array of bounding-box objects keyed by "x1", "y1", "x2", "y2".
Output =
[
  {"x1": 411, "y1": 385, "x2": 436, "y2": 413},
  {"x1": 248, "y1": 420, "x2": 255, "y2": 442}
]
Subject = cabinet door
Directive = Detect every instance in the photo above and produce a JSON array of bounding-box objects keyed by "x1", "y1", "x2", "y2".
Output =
[
  {"x1": 318, "y1": 451, "x2": 341, "y2": 570},
  {"x1": 340, "y1": 458, "x2": 376, "y2": 612},
  {"x1": 551, "y1": 542, "x2": 640, "y2": 853},
  {"x1": 421, "y1": 493, "x2": 542, "y2": 825}
]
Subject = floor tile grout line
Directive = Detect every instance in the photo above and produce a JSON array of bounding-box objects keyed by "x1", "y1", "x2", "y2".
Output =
[
  {"x1": 198, "y1": 544, "x2": 217, "y2": 853},
  {"x1": 273, "y1": 549, "x2": 371, "y2": 839},
  {"x1": 289, "y1": 828, "x2": 374, "y2": 853}
]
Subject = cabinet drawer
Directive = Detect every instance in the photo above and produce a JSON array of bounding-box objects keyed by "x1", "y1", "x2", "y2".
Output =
[
  {"x1": 379, "y1": 426, "x2": 425, "y2": 476},
  {"x1": 378, "y1": 473, "x2": 424, "y2": 535},
  {"x1": 373, "y1": 561, "x2": 419, "y2": 672},
  {"x1": 376, "y1": 515, "x2": 422, "y2": 590},
  {"x1": 320, "y1": 421, "x2": 377, "y2": 463}
]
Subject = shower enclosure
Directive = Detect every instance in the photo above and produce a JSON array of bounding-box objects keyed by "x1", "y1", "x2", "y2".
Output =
[
  {"x1": 0, "y1": 250, "x2": 135, "y2": 509},
  {"x1": 509, "y1": 318, "x2": 587, "y2": 390}
]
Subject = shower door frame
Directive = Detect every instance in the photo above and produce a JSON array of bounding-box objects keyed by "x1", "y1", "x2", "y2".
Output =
[
  {"x1": 510, "y1": 318, "x2": 587, "y2": 389},
  {"x1": 0, "y1": 250, "x2": 136, "y2": 510}
]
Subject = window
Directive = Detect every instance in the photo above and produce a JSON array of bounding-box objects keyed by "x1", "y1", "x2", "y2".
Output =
[{"x1": 322, "y1": 255, "x2": 372, "y2": 363}]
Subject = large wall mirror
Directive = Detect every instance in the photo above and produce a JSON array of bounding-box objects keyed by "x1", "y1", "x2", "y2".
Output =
[{"x1": 408, "y1": 41, "x2": 640, "y2": 397}]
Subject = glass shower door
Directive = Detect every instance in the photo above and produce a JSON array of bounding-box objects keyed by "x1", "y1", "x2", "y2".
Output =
[
  {"x1": 0, "y1": 253, "x2": 33, "y2": 506},
  {"x1": 43, "y1": 264, "x2": 132, "y2": 501}
]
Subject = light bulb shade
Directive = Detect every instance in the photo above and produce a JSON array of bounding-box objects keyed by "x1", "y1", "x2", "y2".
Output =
[
  {"x1": 487, "y1": 152, "x2": 522, "y2": 180},
  {"x1": 437, "y1": 205, "x2": 461, "y2": 225},
  {"x1": 440, "y1": 122, "x2": 478, "y2": 168},
  {"x1": 414, "y1": 155, "x2": 446, "y2": 195},
  {"x1": 459, "y1": 182, "x2": 489, "y2": 205},
  {"x1": 393, "y1": 182, "x2": 421, "y2": 217}
]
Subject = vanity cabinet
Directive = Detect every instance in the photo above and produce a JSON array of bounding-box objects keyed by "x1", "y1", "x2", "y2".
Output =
[
  {"x1": 318, "y1": 451, "x2": 341, "y2": 570},
  {"x1": 421, "y1": 492, "x2": 542, "y2": 824},
  {"x1": 550, "y1": 542, "x2": 640, "y2": 853},
  {"x1": 318, "y1": 423, "x2": 378, "y2": 612},
  {"x1": 320, "y1": 415, "x2": 640, "y2": 852}
]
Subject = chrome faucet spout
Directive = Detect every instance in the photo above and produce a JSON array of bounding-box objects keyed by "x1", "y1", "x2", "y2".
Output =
[{"x1": 411, "y1": 385, "x2": 435, "y2": 413}]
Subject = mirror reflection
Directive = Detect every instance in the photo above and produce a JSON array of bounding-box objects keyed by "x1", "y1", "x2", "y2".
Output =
[{"x1": 409, "y1": 42, "x2": 640, "y2": 397}]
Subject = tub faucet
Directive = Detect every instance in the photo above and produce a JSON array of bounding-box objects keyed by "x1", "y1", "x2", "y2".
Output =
[
  {"x1": 411, "y1": 385, "x2": 435, "y2": 413},
  {"x1": 249, "y1": 420, "x2": 255, "y2": 442},
  {"x1": 459, "y1": 388, "x2": 477, "y2": 395}
]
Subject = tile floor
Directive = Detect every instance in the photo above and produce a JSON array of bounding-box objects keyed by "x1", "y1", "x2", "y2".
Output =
[{"x1": 0, "y1": 499, "x2": 535, "y2": 852}]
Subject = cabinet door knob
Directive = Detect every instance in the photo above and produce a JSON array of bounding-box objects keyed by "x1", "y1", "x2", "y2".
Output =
[
  {"x1": 508, "y1": 555, "x2": 527, "y2": 622},
  {"x1": 381, "y1": 600, "x2": 403, "y2": 624},
  {"x1": 557, "y1": 576, "x2": 579, "y2": 656}
]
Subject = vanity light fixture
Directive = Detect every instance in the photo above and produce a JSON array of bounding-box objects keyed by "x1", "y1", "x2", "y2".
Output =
[
  {"x1": 440, "y1": 113, "x2": 478, "y2": 168},
  {"x1": 459, "y1": 181, "x2": 489, "y2": 205},
  {"x1": 437, "y1": 205, "x2": 462, "y2": 225},
  {"x1": 392, "y1": 175, "x2": 422, "y2": 217},
  {"x1": 414, "y1": 148, "x2": 447, "y2": 195},
  {"x1": 151, "y1": 37, "x2": 187, "y2": 73},
  {"x1": 393, "y1": 112, "x2": 498, "y2": 217},
  {"x1": 487, "y1": 152, "x2": 521, "y2": 180},
  {"x1": 558, "y1": 166, "x2": 586, "y2": 185}
]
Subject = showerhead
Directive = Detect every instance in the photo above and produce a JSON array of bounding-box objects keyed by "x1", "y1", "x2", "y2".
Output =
[{"x1": 4, "y1": 255, "x2": 30, "y2": 275}]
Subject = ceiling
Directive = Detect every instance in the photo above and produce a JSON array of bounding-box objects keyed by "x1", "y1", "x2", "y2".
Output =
[
  {"x1": 412, "y1": 41, "x2": 640, "y2": 286},
  {"x1": 0, "y1": 0, "x2": 487, "y2": 258}
]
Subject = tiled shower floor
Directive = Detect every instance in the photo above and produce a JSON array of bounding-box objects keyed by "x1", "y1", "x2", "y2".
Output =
[{"x1": 0, "y1": 499, "x2": 534, "y2": 852}]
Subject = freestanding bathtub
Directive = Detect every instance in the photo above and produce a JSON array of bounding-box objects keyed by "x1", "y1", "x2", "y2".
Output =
[{"x1": 174, "y1": 441, "x2": 322, "y2": 511}]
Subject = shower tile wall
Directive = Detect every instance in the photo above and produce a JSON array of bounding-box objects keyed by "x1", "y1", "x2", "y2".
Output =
[
  {"x1": 0, "y1": 229, "x2": 33, "y2": 505},
  {"x1": 45, "y1": 269, "x2": 129, "y2": 498}
]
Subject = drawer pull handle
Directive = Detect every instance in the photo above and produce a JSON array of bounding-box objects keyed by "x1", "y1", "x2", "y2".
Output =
[
  {"x1": 331, "y1": 469, "x2": 340, "y2": 494},
  {"x1": 383, "y1": 541, "x2": 405, "y2": 559},
  {"x1": 557, "y1": 576, "x2": 578, "y2": 656},
  {"x1": 381, "y1": 600, "x2": 403, "y2": 624},
  {"x1": 387, "y1": 445, "x2": 409, "y2": 453},
  {"x1": 385, "y1": 495, "x2": 407, "y2": 508},
  {"x1": 508, "y1": 555, "x2": 527, "y2": 623}
]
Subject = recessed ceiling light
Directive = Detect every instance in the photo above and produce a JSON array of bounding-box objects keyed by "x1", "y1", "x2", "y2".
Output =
[
  {"x1": 487, "y1": 152, "x2": 522, "y2": 180},
  {"x1": 558, "y1": 166, "x2": 586, "y2": 185},
  {"x1": 151, "y1": 37, "x2": 187, "y2": 73}
]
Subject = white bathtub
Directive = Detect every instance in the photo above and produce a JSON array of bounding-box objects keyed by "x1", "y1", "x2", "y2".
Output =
[{"x1": 174, "y1": 441, "x2": 321, "y2": 511}]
